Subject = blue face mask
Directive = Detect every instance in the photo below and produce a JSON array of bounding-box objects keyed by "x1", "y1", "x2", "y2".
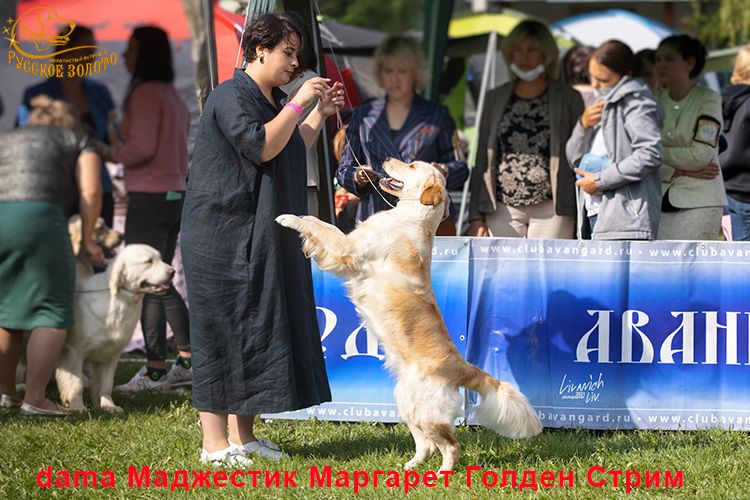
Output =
[
  {"x1": 595, "y1": 87, "x2": 614, "y2": 100},
  {"x1": 510, "y1": 63, "x2": 546, "y2": 82},
  {"x1": 595, "y1": 75, "x2": 629, "y2": 102}
]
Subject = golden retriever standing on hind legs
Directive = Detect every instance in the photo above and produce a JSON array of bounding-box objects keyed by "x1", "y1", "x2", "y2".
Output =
[{"x1": 276, "y1": 158, "x2": 541, "y2": 471}]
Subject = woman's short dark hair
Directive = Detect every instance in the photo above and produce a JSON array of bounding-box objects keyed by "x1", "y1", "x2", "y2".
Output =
[
  {"x1": 592, "y1": 40, "x2": 636, "y2": 77},
  {"x1": 658, "y1": 34, "x2": 707, "y2": 78},
  {"x1": 563, "y1": 45, "x2": 595, "y2": 85},
  {"x1": 241, "y1": 12, "x2": 313, "y2": 77},
  {"x1": 130, "y1": 26, "x2": 174, "y2": 83}
]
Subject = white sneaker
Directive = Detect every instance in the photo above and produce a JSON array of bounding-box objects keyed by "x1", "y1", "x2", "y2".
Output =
[
  {"x1": 229, "y1": 438, "x2": 284, "y2": 461},
  {"x1": 200, "y1": 447, "x2": 254, "y2": 467},
  {"x1": 114, "y1": 367, "x2": 170, "y2": 393},
  {"x1": 166, "y1": 363, "x2": 192, "y2": 388}
]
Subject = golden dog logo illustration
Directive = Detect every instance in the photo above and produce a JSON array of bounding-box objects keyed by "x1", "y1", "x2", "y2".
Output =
[
  {"x1": 18, "y1": 7, "x2": 75, "y2": 52},
  {"x1": 5, "y1": 6, "x2": 117, "y2": 76}
]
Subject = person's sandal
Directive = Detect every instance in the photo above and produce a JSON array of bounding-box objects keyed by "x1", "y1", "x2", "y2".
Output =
[
  {"x1": 200, "y1": 447, "x2": 254, "y2": 467},
  {"x1": 228, "y1": 438, "x2": 283, "y2": 460},
  {"x1": 0, "y1": 394, "x2": 22, "y2": 409},
  {"x1": 19, "y1": 402, "x2": 69, "y2": 417}
]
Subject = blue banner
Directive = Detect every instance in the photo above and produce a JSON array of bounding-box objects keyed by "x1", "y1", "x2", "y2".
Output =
[
  {"x1": 268, "y1": 238, "x2": 750, "y2": 431},
  {"x1": 466, "y1": 238, "x2": 750, "y2": 430}
]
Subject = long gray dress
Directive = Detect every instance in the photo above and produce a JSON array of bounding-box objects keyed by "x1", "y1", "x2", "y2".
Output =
[{"x1": 181, "y1": 69, "x2": 331, "y2": 414}]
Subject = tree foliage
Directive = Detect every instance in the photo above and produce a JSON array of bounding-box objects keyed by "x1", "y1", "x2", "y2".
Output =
[
  {"x1": 316, "y1": 0, "x2": 423, "y2": 34},
  {"x1": 687, "y1": 0, "x2": 750, "y2": 48}
]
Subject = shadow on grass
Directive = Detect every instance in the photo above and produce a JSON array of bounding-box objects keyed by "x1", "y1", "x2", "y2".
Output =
[
  {"x1": 284, "y1": 422, "x2": 726, "y2": 468},
  {"x1": 0, "y1": 357, "x2": 192, "y2": 422},
  {"x1": 288, "y1": 422, "x2": 415, "y2": 460}
]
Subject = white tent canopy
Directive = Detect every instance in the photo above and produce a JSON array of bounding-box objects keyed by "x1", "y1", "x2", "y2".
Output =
[{"x1": 551, "y1": 9, "x2": 674, "y2": 53}]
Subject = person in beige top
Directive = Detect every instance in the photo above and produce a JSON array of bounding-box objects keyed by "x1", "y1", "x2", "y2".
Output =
[
  {"x1": 469, "y1": 20, "x2": 583, "y2": 239},
  {"x1": 655, "y1": 34, "x2": 726, "y2": 240}
]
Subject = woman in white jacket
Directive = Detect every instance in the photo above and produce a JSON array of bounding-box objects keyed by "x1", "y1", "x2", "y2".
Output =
[{"x1": 655, "y1": 34, "x2": 726, "y2": 240}]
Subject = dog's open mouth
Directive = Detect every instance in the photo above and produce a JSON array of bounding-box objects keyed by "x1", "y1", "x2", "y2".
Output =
[
  {"x1": 140, "y1": 280, "x2": 171, "y2": 295},
  {"x1": 380, "y1": 177, "x2": 404, "y2": 191}
]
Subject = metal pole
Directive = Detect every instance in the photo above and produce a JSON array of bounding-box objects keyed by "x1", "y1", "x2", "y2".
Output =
[
  {"x1": 457, "y1": 30, "x2": 496, "y2": 235},
  {"x1": 201, "y1": 0, "x2": 219, "y2": 91}
]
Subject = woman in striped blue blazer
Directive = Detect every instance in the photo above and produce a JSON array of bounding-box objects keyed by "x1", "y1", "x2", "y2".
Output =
[{"x1": 336, "y1": 35, "x2": 468, "y2": 225}]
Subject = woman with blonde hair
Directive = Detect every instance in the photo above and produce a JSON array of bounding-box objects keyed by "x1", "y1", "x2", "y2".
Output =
[
  {"x1": 337, "y1": 35, "x2": 468, "y2": 225},
  {"x1": 719, "y1": 44, "x2": 750, "y2": 240},
  {"x1": 469, "y1": 20, "x2": 583, "y2": 238},
  {"x1": 0, "y1": 96, "x2": 103, "y2": 416}
]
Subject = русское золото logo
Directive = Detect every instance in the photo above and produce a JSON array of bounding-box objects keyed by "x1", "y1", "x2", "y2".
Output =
[{"x1": 5, "y1": 6, "x2": 117, "y2": 77}]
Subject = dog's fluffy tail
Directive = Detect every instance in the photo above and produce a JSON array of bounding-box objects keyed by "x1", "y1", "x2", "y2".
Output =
[{"x1": 462, "y1": 364, "x2": 542, "y2": 439}]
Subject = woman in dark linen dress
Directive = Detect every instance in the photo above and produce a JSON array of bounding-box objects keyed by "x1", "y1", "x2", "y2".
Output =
[{"x1": 181, "y1": 13, "x2": 344, "y2": 465}]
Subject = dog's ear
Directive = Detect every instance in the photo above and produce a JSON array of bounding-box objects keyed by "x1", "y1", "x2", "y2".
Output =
[
  {"x1": 68, "y1": 215, "x2": 82, "y2": 256},
  {"x1": 108, "y1": 256, "x2": 125, "y2": 297},
  {"x1": 420, "y1": 175, "x2": 444, "y2": 206}
]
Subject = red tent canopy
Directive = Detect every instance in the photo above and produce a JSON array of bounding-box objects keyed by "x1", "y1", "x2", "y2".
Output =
[{"x1": 15, "y1": 0, "x2": 191, "y2": 41}]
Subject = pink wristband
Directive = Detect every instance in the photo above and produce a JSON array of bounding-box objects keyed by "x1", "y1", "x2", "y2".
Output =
[{"x1": 284, "y1": 102, "x2": 303, "y2": 117}]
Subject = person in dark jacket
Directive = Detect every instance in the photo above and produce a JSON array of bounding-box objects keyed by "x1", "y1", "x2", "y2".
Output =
[
  {"x1": 719, "y1": 45, "x2": 750, "y2": 241},
  {"x1": 337, "y1": 35, "x2": 468, "y2": 227},
  {"x1": 16, "y1": 26, "x2": 117, "y2": 227},
  {"x1": 181, "y1": 13, "x2": 343, "y2": 466},
  {"x1": 469, "y1": 20, "x2": 583, "y2": 239}
]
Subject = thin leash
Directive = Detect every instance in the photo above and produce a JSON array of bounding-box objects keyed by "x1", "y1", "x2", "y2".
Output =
[
  {"x1": 312, "y1": 0, "x2": 395, "y2": 211},
  {"x1": 235, "y1": 3, "x2": 255, "y2": 70}
]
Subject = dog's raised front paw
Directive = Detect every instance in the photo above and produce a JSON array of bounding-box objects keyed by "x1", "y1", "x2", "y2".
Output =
[{"x1": 275, "y1": 214, "x2": 299, "y2": 229}]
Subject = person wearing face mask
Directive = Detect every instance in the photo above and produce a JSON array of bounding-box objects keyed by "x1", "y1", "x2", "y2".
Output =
[
  {"x1": 469, "y1": 21, "x2": 583, "y2": 239},
  {"x1": 655, "y1": 35, "x2": 726, "y2": 240},
  {"x1": 337, "y1": 35, "x2": 468, "y2": 228},
  {"x1": 566, "y1": 40, "x2": 663, "y2": 240}
]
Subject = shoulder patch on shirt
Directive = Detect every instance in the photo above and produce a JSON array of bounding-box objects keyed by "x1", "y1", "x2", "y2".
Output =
[{"x1": 693, "y1": 115, "x2": 721, "y2": 147}]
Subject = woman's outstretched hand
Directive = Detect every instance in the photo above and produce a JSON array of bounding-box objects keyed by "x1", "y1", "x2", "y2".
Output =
[
  {"x1": 293, "y1": 77, "x2": 333, "y2": 109},
  {"x1": 316, "y1": 81, "x2": 345, "y2": 118}
]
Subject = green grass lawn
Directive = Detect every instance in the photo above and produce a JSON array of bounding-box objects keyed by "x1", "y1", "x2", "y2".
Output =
[{"x1": 2, "y1": 361, "x2": 749, "y2": 499}]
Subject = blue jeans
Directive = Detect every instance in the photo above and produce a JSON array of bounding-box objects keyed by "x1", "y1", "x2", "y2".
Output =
[
  {"x1": 727, "y1": 195, "x2": 750, "y2": 241},
  {"x1": 589, "y1": 215, "x2": 598, "y2": 235}
]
